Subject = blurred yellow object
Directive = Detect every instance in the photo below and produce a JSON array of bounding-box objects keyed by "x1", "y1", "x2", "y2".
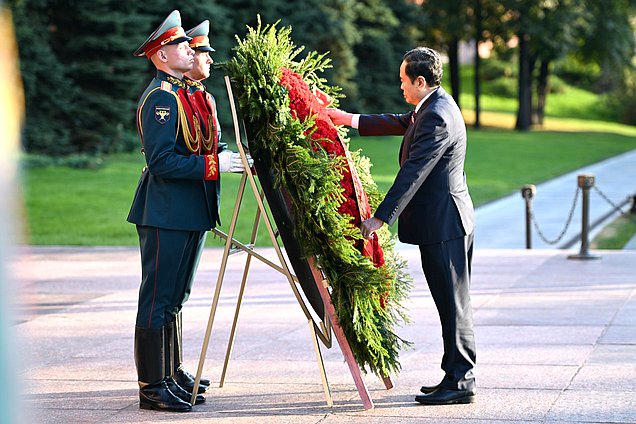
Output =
[
  {"x1": 0, "y1": 6, "x2": 25, "y2": 424},
  {"x1": 0, "y1": 7, "x2": 24, "y2": 158}
]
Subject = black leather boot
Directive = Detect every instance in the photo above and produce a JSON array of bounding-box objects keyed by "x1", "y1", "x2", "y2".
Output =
[
  {"x1": 134, "y1": 326, "x2": 192, "y2": 412},
  {"x1": 173, "y1": 312, "x2": 210, "y2": 393},
  {"x1": 164, "y1": 321, "x2": 206, "y2": 405}
]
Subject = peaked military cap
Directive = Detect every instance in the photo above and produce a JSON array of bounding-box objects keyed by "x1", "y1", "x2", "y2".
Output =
[
  {"x1": 186, "y1": 20, "x2": 215, "y2": 52},
  {"x1": 134, "y1": 10, "x2": 192, "y2": 58}
]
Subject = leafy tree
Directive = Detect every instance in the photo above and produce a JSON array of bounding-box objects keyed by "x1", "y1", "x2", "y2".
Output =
[
  {"x1": 214, "y1": 0, "x2": 361, "y2": 99},
  {"x1": 417, "y1": 0, "x2": 476, "y2": 108},
  {"x1": 352, "y1": 0, "x2": 425, "y2": 112},
  {"x1": 349, "y1": 0, "x2": 402, "y2": 111},
  {"x1": 575, "y1": 0, "x2": 636, "y2": 92},
  {"x1": 603, "y1": 67, "x2": 636, "y2": 125},
  {"x1": 284, "y1": 0, "x2": 362, "y2": 104},
  {"x1": 10, "y1": 0, "x2": 76, "y2": 155},
  {"x1": 497, "y1": 0, "x2": 634, "y2": 129},
  {"x1": 11, "y1": 0, "x2": 235, "y2": 155},
  {"x1": 529, "y1": 0, "x2": 588, "y2": 125},
  {"x1": 31, "y1": 0, "x2": 636, "y2": 151},
  {"x1": 473, "y1": 0, "x2": 510, "y2": 128},
  {"x1": 45, "y1": 0, "x2": 174, "y2": 153},
  {"x1": 496, "y1": 0, "x2": 572, "y2": 130},
  {"x1": 584, "y1": 0, "x2": 636, "y2": 125},
  {"x1": 497, "y1": 0, "x2": 542, "y2": 131},
  {"x1": 201, "y1": 0, "x2": 362, "y2": 136}
]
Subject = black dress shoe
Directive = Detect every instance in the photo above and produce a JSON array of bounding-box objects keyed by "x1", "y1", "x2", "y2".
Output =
[
  {"x1": 174, "y1": 368, "x2": 209, "y2": 394},
  {"x1": 139, "y1": 379, "x2": 192, "y2": 412},
  {"x1": 166, "y1": 377, "x2": 206, "y2": 405},
  {"x1": 415, "y1": 388, "x2": 476, "y2": 405},
  {"x1": 420, "y1": 383, "x2": 440, "y2": 394}
]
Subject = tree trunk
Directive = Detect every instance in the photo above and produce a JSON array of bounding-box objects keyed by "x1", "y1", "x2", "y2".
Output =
[
  {"x1": 474, "y1": 0, "x2": 482, "y2": 129},
  {"x1": 448, "y1": 37, "x2": 460, "y2": 109},
  {"x1": 535, "y1": 59, "x2": 550, "y2": 126},
  {"x1": 515, "y1": 31, "x2": 532, "y2": 131}
]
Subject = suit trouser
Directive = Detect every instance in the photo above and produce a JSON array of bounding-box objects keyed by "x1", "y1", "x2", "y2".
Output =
[
  {"x1": 419, "y1": 233, "x2": 476, "y2": 391},
  {"x1": 136, "y1": 225, "x2": 207, "y2": 329}
]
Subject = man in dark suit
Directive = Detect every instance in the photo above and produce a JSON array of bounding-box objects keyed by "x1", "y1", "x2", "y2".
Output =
[
  {"x1": 328, "y1": 47, "x2": 476, "y2": 405},
  {"x1": 128, "y1": 10, "x2": 247, "y2": 412}
]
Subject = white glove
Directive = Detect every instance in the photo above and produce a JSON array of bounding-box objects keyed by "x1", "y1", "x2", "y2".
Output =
[
  {"x1": 218, "y1": 150, "x2": 254, "y2": 173},
  {"x1": 245, "y1": 153, "x2": 254, "y2": 169}
]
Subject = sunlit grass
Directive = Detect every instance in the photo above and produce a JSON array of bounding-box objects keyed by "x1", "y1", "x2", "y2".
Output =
[{"x1": 591, "y1": 214, "x2": 636, "y2": 249}]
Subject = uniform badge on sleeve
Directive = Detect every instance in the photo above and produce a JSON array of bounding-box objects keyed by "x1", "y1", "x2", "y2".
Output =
[{"x1": 155, "y1": 106, "x2": 171, "y2": 124}]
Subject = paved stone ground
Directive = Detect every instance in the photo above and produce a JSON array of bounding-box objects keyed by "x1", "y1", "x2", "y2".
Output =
[{"x1": 13, "y1": 245, "x2": 636, "y2": 423}]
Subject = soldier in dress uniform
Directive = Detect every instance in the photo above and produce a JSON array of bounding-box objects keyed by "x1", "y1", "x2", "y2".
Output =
[
  {"x1": 165, "y1": 19, "x2": 244, "y2": 399},
  {"x1": 128, "y1": 10, "x2": 246, "y2": 412},
  {"x1": 184, "y1": 20, "x2": 245, "y2": 174}
]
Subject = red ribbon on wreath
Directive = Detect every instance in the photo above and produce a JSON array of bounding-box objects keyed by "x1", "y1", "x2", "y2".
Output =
[{"x1": 279, "y1": 68, "x2": 386, "y2": 275}]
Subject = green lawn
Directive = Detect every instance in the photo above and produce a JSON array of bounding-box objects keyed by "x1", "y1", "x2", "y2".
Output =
[
  {"x1": 23, "y1": 120, "x2": 636, "y2": 246},
  {"x1": 24, "y1": 154, "x2": 145, "y2": 246},
  {"x1": 591, "y1": 214, "x2": 636, "y2": 249}
]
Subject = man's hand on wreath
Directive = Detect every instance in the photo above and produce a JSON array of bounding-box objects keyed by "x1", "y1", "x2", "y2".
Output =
[
  {"x1": 360, "y1": 217, "x2": 384, "y2": 240},
  {"x1": 326, "y1": 108, "x2": 353, "y2": 127}
]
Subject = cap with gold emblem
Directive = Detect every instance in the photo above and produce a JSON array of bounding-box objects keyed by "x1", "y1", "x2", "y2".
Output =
[
  {"x1": 186, "y1": 20, "x2": 215, "y2": 52},
  {"x1": 133, "y1": 10, "x2": 192, "y2": 58}
]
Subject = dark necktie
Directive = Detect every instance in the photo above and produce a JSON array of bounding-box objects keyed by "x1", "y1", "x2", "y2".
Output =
[{"x1": 400, "y1": 111, "x2": 417, "y2": 165}]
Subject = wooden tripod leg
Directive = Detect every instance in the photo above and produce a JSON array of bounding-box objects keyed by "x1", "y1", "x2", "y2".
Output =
[
  {"x1": 219, "y1": 198, "x2": 263, "y2": 387},
  {"x1": 190, "y1": 173, "x2": 248, "y2": 405},
  {"x1": 308, "y1": 319, "x2": 333, "y2": 407},
  {"x1": 218, "y1": 250, "x2": 251, "y2": 388},
  {"x1": 306, "y1": 258, "x2": 374, "y2": 410}
]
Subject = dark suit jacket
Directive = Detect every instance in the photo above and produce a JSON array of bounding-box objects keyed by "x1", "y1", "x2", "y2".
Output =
[
  {"x1": 127, "y1": 71, "x2": 220, "y2": 231},
  {"x1": 359, "y1": 87, "x2": 474, "y2": 245}
]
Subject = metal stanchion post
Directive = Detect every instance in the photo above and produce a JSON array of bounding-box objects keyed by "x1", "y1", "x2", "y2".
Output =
[
  {"x1": 630, "y1": 194, "x2": 636, "y2": 214},
  {"x1": 568, "y1": 174, "x2": 601, "y2": 260},
  {"x1": 521, "y1": 184, "x2": 536, "y2": 249}
]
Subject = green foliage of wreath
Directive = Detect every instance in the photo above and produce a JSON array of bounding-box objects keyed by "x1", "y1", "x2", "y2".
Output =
[{"x1": 224, "y1": 18, "x2": 412, "y2": 377}]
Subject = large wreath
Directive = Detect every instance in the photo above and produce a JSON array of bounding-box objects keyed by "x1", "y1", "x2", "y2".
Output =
[{"x1": 225, "y1": 20, "x2": 412, "y2": 377}]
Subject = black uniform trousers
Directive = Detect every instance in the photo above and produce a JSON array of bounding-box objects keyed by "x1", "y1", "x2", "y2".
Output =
[
  {"x1": 419, "y1": 233, "x2": 476, "y2": 391},
  {"x1": 136, "y1": 225, "x2": 207, "y2": 329}
]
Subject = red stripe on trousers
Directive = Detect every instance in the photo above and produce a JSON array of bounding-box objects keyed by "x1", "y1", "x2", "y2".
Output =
[{"x1": 147, "y1": 228, "x2": 160, "y2": 328}]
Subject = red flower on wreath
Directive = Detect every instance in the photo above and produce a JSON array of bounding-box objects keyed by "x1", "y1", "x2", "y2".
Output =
[{"x1": 279, "y1": 68, "x2": 386, "y2": 275}]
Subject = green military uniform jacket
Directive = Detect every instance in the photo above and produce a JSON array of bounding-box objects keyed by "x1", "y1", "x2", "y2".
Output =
[{"x1": 127, "y1": 70, "x2": 221, "y2": 230}]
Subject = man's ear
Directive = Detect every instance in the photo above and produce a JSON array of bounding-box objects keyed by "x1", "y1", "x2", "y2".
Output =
[
  {"x1": 418, "y1": 76, "x2": 427, "y2": 88},
  {"x1": 156, "y1": 48, "x2": 168, "y2": 63}
]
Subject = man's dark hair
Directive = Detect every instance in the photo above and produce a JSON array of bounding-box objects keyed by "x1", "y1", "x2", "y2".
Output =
[{"x1": 403, "y1": 47, "x2": 443, "y2": 87}]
